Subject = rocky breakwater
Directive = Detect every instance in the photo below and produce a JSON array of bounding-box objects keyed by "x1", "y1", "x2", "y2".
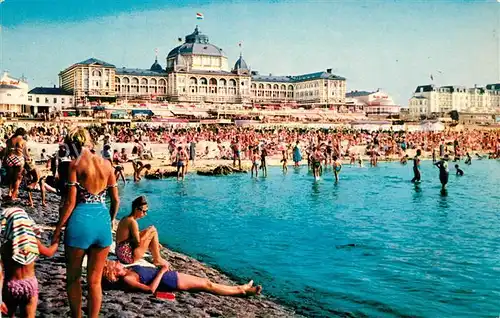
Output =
[
  {"x1": 197, "y1": 165, "x2": 248, "y2": 176},
  {"x1": 14, "y1": 192, "x2": 299, "y2": 317}
]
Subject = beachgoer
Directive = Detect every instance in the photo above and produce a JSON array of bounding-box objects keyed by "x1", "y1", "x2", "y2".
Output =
[
  {"x1": 411, "y1": 149, "x2": 421, "y2": 183},
  {"x1": 1, "y1": 207, "x2": 59, "y2": 318},
  {"x1": 455, "y1": 164, "x2": 464, "y2": 176},
  {"x1": 115, "y1": 196, "x2": 168, "y2": 266},
  {"x1": 103, "y1": 260, "x2": 262, "y2": 297},
  {"x1": 174, "y1": 146, "x2": 188, "y2": 181},
  {"x1": 3, "y1": 128, "x2": 30, "y2": 201},
  {"x1": 292, "y1": 141, "x2": 302, "y2": 167},
  {"x1": 189, "y1": 139, "x2": 196, "y2": 166},
  {"x1": 281, "y1": 149, "x2": 288, "y2": 173},
  {"x1": 464, "y1": 152, "x2": 472, "y2": 165},
  {"x1": 311, "y1": 146, "x2": 324, "y2": 180},
  {"x1": 231, "y1": 138, "x2": 242, "y2": 170},
  {"x1": 23, "y1": 162, "x2": 57, "y2": 207},
  {"x1": 332, "y1": 155, "x2": 342, "y2": 182},
  {"x1": 250, "y1": 148, "x2": 259, "y2": 178},
  {"x1": 52, "y1": 127, "x2": 120, "y2": 318},
  {"x1": 260, "y1": 145, "x2": 268, "y2": 178},
  {"x1": 435, "y1": 154, "x2": 450, "y2": 191}
]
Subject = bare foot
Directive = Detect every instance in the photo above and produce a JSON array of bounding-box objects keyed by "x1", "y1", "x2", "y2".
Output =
[
  {"x1": 245, "y1": 285, "x2": 262, "y2": 296},
  {"x1": 153, "y1": 259, "x2": 169, "y2": 267}
]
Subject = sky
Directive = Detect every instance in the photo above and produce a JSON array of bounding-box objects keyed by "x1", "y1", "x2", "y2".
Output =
[{"x1": 0, "y1": 0, "x2": 499, "y2": 105}]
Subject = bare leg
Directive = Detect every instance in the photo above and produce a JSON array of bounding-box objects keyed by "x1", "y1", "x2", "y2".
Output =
[
  {"x1": 176, "y1": 273, "x2": 262, "y2": 296},
  {"x1": 65, "y1": 246, "x2": 86, "y2": 318},
  {"x1": 86, "y1": 246, "x2": 110, "y2": 318},
  {"x1": 19, "y1": 294, "x2": 38, "y2": 318},
  {"x1": 134, "y1": 227, "x2": 167, "y2": 266},
  {"x1": 40, "y1": 179, "x2": 47, "y2": 206}
]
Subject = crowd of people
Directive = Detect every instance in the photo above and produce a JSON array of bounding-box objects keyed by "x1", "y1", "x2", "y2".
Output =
[{"x1": 0, "y1": 122, "x2": 499, "y2": 317}]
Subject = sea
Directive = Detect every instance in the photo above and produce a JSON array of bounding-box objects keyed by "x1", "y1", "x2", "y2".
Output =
[{"x1": 117, "y1": 160, "x2": 500, "y2": 317}]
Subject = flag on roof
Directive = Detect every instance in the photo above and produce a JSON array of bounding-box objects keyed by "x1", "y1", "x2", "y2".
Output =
[
  {"x1": 196, "y1": 12, "x2": 204, "y2": 20},
  {"x1": 430, "y1": 74, "x2": 434, "y2": 81}
]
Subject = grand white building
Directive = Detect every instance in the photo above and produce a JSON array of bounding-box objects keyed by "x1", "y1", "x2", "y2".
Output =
[
  {"x1": 28, "y1": 86, "x2": 73, "y2": 114},
  {"x1": 59, "y1": 26, "x2": 347, "y2": 108},
  {"x1": 409, "y1": 84, "x2": 500, "y2": 117},
  {"x1": 345, "y1": 89, "x2": 400, "y2": 115}
]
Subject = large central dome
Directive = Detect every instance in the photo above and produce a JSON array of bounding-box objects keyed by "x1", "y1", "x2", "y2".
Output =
[{"x1": 166, "y1": 26, "x2": 229, "y2": 72}]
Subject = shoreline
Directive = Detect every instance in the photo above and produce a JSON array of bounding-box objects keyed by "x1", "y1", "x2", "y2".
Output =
[{"x1": 13, "y1": 192, "x2": 300, "y2": 317}]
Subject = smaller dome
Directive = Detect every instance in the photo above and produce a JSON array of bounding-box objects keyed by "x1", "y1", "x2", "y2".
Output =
[
  {"x1": 234, "y1": 54, "x2": 248, "y2": 71},
  {"x1": 150, "y1": 58, "x2": 163, "y2": 72}
]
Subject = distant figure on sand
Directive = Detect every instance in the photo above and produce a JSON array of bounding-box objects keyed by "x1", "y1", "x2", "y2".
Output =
[
  {"x1": 115, "y1": 196, "x2": 168, "y2": 266},
  {"x1": 103, "y1": 260, "x2": 262, "y2": 297},
  {"x1": 3, "y1": 128, "x2": 30, "y2": 201}
]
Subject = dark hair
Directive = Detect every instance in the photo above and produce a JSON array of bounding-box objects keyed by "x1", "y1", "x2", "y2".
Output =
[
  {"x1": 132, "y1": 196, "x2": 147, "y2": 212},
  {"x1": 14, "y1": 128, "x2": 27, "y2": 137}
]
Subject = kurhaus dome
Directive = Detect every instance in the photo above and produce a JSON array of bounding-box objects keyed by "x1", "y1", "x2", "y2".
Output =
[
  {"x1": 150, "y1": 58, "x2": 163, "y2": 72},
  {"x1": 167, "y1": 26, "x2": 226, "y2": 59},
  {"x1": 233, "y1": 54, "x2": 249, "y2": 71}
]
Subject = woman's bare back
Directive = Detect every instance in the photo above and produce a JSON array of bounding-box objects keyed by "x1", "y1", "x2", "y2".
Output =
[{"x1": 73, "y1": 149, "x2": 114, "y2": 194}]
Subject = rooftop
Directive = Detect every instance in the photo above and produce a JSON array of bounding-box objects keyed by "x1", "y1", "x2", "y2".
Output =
[
  {"x1": 29, "y1": 87, "x2": 72, "y2": 95},
  {"x1": 116, "y1": 68, "x2": 167, "y2": 77},
  {"x1": 77, "y1": 57, "x2": 115, "y2": 68},
  {"x1": 252, "y1": 70, "x2": 345, "y2": 83},
  {"x1": 346, "y1": 90, "x2": 374, "y2": 97}
]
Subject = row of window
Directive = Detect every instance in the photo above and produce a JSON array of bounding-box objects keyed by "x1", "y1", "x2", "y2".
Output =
[{"x1": 28, "y1": 96, "x2": 73, "y2": 104}]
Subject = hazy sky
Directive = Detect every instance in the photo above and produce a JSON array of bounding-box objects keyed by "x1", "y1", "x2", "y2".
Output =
[{"x1": 1, "y1": 0, "x2": 499, "y2": 104}]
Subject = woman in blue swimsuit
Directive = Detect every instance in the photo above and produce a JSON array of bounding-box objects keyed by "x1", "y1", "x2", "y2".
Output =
[
  {"x1": 53, "y1": 128, "x2": 120, "y2": 318},
  {"x1": 103, "y1": 260, "x2": 262, "y2": 296}
]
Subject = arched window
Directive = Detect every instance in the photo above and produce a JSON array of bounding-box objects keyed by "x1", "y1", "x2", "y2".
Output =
[
  {"x1": 189, "y1": 77, "x2": 197, "y2": 85},
  {"x1": 123, "y1": 77, "x2": 130, "y2": 84},
  {"x1": 219, "y1": 79, "x2": 227, "y2": 86},
  {"x1": 266, "y1": 84, "x2": 271, "y2": 90},
  {"x1": 200, "y1": 78, "x2": 208, "y2": 85},
  {"x1": 258, "y1": 84, "x2": 264, "y2": 89},
  {"x1": 209, "y1": 78, "x2": 217, "y2": 86},
  {"x1": 92, "y1": 70, "x2": 102, "y2": 77},
  {"x1": 251, "y1": 83, "x2": 256, "y2": 89},
  {"x1": 141, "y1": 78, "x2": 148, "y2": 85},
  {"x1": 150, "y1": 78, "x2": 157, "y2": 85},
  {"x1": 273, "y1": 84, "x2": 279, "y2": 90},
  {"x1": 131, "y1": 77, "x2": 139, "y2": 85},
  {"x1": 288, "y1": 85, "x2": 294, "y2": 91},
  {"x1": 158, "y1": 79, "x2": 166, "y2": 86},
  {"x1": 229, "y1": 79, "x2": 236, "y2": 87},
  {"x1": 281, "y1": 84, "x2": 286, "y2": 91},
  {"x1": 115, "y1": 77, "x2": 120, "y2": 84}
]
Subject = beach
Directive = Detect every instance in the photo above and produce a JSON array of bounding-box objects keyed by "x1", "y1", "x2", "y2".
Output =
[{"x1": 18, "y1": 191, "x2": 299, "y2": 317}]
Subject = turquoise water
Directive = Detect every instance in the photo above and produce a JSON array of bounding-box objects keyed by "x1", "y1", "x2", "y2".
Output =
[{"x1": 117, "y1": 160, "x2": 500, "y2": 317}]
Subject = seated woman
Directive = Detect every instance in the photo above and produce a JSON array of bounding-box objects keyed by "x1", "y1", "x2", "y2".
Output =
[
  {"x1": 23, "y1": 162, "x2": 57, "y2": 207},
  {"x1": 115, "y1": 196, "x2": 168, "y2": 266},
  {"x1": 103, "y1": 260, "x2": 261, "y2": 296}
]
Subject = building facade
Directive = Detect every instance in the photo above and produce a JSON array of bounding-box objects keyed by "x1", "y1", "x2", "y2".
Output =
[
  {"x1": 0, "y1": 72, "x2": 29, "y2": 115},
  {"x1": 28, "y1": 86, "x2": 73, "y2": 114},
  {"x1": 345, "y1": 90, "x2": 400, "y2": 115},
  {"x1": 58, "y1": 26, "x2": 346, "y2": 108},
  {"x1": 409, "y1": 83, "x2": 500, "y2": 117}
]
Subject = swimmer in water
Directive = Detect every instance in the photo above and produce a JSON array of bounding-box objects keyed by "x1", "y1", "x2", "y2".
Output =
[
  {"x1": 464, "y1": 152, "x2": 472, "y2": 165},
  {"x1": 250, "y1": 148, "x2": 259, "y2": 178},
  {"x1": 400, "y1": 154, "x2": 409, "y2": 165},
  {"x1": 411, "y1": 149, "x2": 421, "y2": 183},
  {"x1": 332, "y1": 155, "x2": 342, "y2": 182},
  {"x1": 455, "y1": 164, "x2": 464, "y2": 176},
  {"x1": 435, "y1": 154, "x2": 450, "y2": 191}
]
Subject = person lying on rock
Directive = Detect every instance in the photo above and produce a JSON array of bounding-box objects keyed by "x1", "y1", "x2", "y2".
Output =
[
  {"x1": 129, "y1": 160, "x2": 151, "y2": 182},
  {"x1": 115, "y1": 196, "x2": 168, "y2": 266},
  {"x1": 1, "y1": 207, "x2": 59, "y2": 318},
  {"x1": 103, "y1": 260, "x2": 262, "y2": 297}
]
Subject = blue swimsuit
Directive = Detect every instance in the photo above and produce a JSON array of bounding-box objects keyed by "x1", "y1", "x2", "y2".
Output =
[
  {"x1": 64, "y1": 182, "x2": 116, "y2": 250},
  {"x1": 130, "y1": 266, "x2": 179, "y2": 291}
]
